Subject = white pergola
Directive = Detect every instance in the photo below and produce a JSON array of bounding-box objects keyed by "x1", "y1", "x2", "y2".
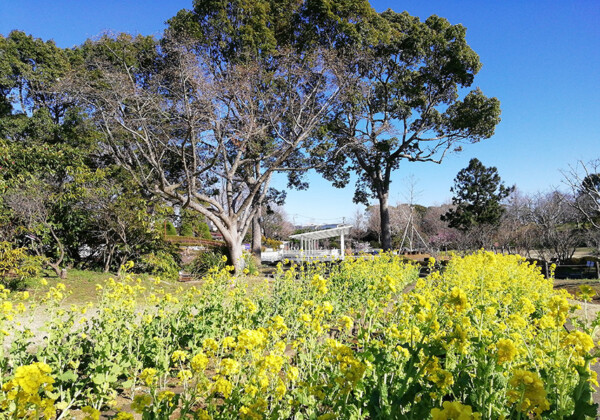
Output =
[{"x1": 289, "y1": 225, "x2": 352, "y2": 260}]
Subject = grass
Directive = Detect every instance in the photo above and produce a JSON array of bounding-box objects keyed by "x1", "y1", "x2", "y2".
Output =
[{"x1": 23, "y1": 269, "x2": 198, "y2": 305}]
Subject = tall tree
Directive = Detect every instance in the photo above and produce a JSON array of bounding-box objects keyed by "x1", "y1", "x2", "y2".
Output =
[
  {"x1": 71, "y1": 34, "x2": 347, "y2": 272},
  {"x1": 442, "y1": 158, "x2": 513, "y2": 241},
  {"x1": 320, "y1": 11, "x2": 501, "y2": 250},
  {"x1": 167, "y1": 0, "x2": 381, "y2": 258}
]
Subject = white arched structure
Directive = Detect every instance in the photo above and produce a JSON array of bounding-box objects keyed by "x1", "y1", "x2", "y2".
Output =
[{"x1": 261, "y1": 225, "x2": 352, "y2": 263}]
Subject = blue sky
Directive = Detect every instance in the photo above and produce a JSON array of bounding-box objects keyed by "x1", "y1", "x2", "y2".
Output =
[{"x1": 2, "y1": 1, "x2": 599, "y2": 225}]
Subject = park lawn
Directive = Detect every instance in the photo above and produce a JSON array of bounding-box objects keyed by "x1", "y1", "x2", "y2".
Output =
[{"x1": 23, "y1": 268, "x2": 270, "y2": 306}]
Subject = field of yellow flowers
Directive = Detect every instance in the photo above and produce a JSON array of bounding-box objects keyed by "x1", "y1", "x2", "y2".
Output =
[{"x1": 0, "y1": 251, "x2": 598, "y2": 419}]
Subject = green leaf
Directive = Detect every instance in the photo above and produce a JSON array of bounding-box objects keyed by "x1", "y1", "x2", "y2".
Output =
[{"x1": 57, "y1": 370, "x2": 78, "y2": 382}]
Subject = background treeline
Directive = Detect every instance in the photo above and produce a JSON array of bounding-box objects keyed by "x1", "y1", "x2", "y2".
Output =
[
  {"x1": 0, "y1": 31, "x2": 199, "y2": 280},
  {"x1": 346, "y1": 157, "x2": 600, "y2": 263},
  {"x1": 1, "y1": 0, "x2": 504, "y2": 279},
  {"x1": 2, "y1": 0, "x2": 596, "y2": 283}
]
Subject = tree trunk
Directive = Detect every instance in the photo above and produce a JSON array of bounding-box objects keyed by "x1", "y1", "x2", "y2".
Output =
[
  {"x1": 228, "y1": 238, "x2": 245, "y2": 275},
  {"x1": 378, "y1": 190, "x2": 392, "y2": 251},
  {"x1": 103, "y1": 244, "x2": 115, "y2": 273},
  {"x1": 251, "y1": 210, "x2": 262, "y2": 260},
  {"x1": 46, "y1": 261, "x2": 67, "y2": 279}
]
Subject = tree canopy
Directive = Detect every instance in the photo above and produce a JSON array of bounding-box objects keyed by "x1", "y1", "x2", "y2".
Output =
[
  {"x1": 442, "y1": 158, "x2": 513, "y2": 233},
  {"x1": 318, "y1": 11, "x2": 501, "y2": 250},
  {"x1": 68, "y1": 32, "x2": 349, "y2": 272},
  {"x1": 0, "y1": 31, "x2": 177, "y2": 278}
]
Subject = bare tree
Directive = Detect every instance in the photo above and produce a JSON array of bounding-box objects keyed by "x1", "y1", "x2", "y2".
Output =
[
  {"x1": 262, "y1": 205, "x2": 294, "y2": 241},
  {"x1": 563, "y1": 159, "x2": 600, "y2": 255},
  {"x1": 495, "y1": 188, "x2": 536, "y2": 256},
  {"x1": 4, "y1": 183, "x2": 66, "y2": 278},
  {"x1": 526, "y1": 191, "x2": 581, "y2": 263},
  {"x1": 71, "y1": 35, "x2": 347, "y2": 272},
  {"x1": 563, "y1": 159, "x2": 600, "y2": 229},
  {"x1": 421, "y1": 204, "x2": 459, "y2": 252}
]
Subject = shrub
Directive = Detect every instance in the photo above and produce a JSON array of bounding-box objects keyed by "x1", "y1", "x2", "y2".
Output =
[
  {"x1": 137, "y1": 251, "x2": 180, "y2": 280},
  {"x1": 0, "y1": 241, "x2": 43, "y2": 289},
  {"x1": 263, "y1": 237, "x2": 282, "y2": 249},
  {"x1": 179, "y1": 222, "x2": 195, "y2": 237},
  {"x1": 196, "y1": 222, "x2": 212, "y2": 240},
  {"x1": 164, "y1": 221, "x2": 177, "y2": 236},
  {"x1": 187, "y1": 247, "x2": 228, "y2": 277}
]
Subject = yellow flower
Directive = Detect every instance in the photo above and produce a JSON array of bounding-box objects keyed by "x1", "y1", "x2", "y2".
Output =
[
  {"x1": 140, "y1": 368, "x2": 157, "y2": 386},
  {"x1": 339, "y1": 315, "x2": 354, "y2": 332},
  {"x1": 191, "y1": 352, "x2": 209, "y2": 372},
  {"x1": 82, "y1": 406, "x2": 101, "y2": 420},
  {"x1": 562, "y1": 331, "x2": 595, "y2": 356},
  {"x1": 429, "y1": 368, "x2": 454, "y2": 390},
  {"x1": 431, "y1": 401, "x2": 481, "y2": 420},
  {"x1": 239, "y1": 398, "x2": 268, "y2": 419},
  {"x1": 171, "y1": 350, "x2": 188, "y2": 362},
  {"x1": 578, "y1": 284, "x2": 596, "y2": 302},
  {"x1": 196, "y1": 409, "x2": 213, "y2": 420},
  {"x1": 131, "y1": 394, "x2": 152, "y2": 413},
  {"x1": 157, "y1": 390, "x2": 176, "y2": 403},
  {"x1": 202, "y1": 338, "x2": 219, "y2": 354},
  {"x1": 237, "y1": 329, "x2": 266, "y2": 352},
  {"x1": 496, "y1": 338, "x2": 518, "y2": 364},
  {"x1": 311, "y1": 274, "x2": 328, "y2": 294},
  {"x1": 507, "y1": 369, "x2": 550, "y2": 417},
  {"x1": 178, "y1": 369, "x2": 193, "y2": 383},
  {"x1": 447, "y1": 287, "x2": 468, "y2": 312},
  {"x1": 13, "y1": 362, "x2": 54, "y2": 395},
  {"x1": 213, "y1": 377, "x2": 233, "y2": 398},
  {"x1": 220, "y1": 358, "x2": 240, "y2": 376},
  {"x1": 286, "y1": 366, "x2": 300, "y2": 382}
]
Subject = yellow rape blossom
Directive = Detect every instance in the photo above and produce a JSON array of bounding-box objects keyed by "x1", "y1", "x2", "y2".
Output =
[
  {"x1": 13, "y1": 362, "x2": 54, "y2": 395},
  {"x1": 431, "y1": 401, "x2": 481, "y2": 420},
  {"x1": 495, "y1": 338, "x2": 518, "y2": 364},
  {"x1": 507, "y1": 369, "x2": 550, "y2": 417}
]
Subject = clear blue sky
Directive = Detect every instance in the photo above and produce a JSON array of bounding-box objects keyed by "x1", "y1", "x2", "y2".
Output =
[{"x1": 2, "y1": 1, "x2": 599, "y2": 225}]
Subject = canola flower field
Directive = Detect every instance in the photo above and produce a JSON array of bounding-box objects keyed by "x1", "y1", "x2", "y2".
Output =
[{"x1": 0, "y1": 251, "x2": 598, "y2": 419}]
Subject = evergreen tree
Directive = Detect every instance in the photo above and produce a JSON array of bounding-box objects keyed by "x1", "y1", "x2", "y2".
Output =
[{"x1": 442, "y1": 158, "x2": 514, "y2": 232}]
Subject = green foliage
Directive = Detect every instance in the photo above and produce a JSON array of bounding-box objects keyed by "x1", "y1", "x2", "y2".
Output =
[
  {"x1": 179, "y1": 223, "x2": 195, "y2": 237},
  {"x1": 187, "y1": 248, "x2": 228, "y2": 278},
  {"x1": 165, "y1": 221, "x2": 177, "y2": 236},
  {"x1": 442, "y1": 158, "x2": 514, "y2": 232},
  {"x1": 179, "y1": 209, "x2": 212, "y2": 239},
  {"x1": 167, "y1": 0, "x2": 379, "y2": 62},
  {"x1": 196, "y1": 222, "x2": 212, "y2": 241},
  {"x1": 0, "y1": 241, "x2": 43, "y2": 289},
  {"x1": 137, "y1": 251, "x2": 180, "y2": 281},
  {"x1": 242, "y1": 251, "x2": 260, "y2": 275},
  {"x1": 315, "y1": 10, "x2": 501, "y2": 250}
]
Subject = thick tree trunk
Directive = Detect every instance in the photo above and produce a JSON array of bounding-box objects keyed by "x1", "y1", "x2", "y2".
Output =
[
  {"x1": 228, "y1": 238, "x2": 245, "y2": 275},
  {"x1": 378, "y1": 190, "x2": 392, "y2": 251},
  {"x1": 251, "y1": 210, "x2": 262, "y2": 260}
]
